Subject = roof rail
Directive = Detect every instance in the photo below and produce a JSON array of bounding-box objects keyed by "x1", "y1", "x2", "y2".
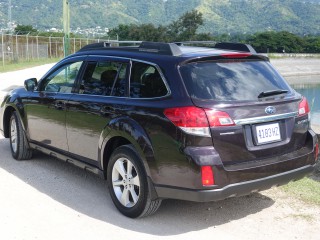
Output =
[
  {"x1": 77, "y1": 41, "x2": 142, "y2": 52},
  {"x1": 78, "y1": 42, "x2": 112, "y2": 51},
  {"x1": 77, "y1": 41, "x2": 182, "y2": 56},
  {"x1": 214, "y1": 42, "x2": 257, "y2": 54},
  {"x1": 174, "y1": 41, "x2": 216, "y2": 46},
  {"x1": 139, "y1": 42, "x2": 182, "y2": 56}
]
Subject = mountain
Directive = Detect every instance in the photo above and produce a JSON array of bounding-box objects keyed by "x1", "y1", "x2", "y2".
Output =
[{"x1": 1, "y1": 0, "x2": 320, "y2": 35}]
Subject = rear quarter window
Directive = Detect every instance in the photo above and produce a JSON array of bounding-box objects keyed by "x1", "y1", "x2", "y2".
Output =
[
  {"x1": 179, "y1": 60, "x2": 292, "y2": 101},
  {"x1": 130, "y1": 61, "x2": 168, "y2": 98}
]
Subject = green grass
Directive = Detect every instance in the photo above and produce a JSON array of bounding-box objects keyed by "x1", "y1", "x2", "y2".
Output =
[
  {"x1": 281, "y1": 174, "x2": 320, "y2": 206},
  {"x1": 0, "y1": 58, "x2": 61, "y2": 73}
]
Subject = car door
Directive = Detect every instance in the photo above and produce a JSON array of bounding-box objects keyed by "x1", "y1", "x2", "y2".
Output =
[
  {"x1": 25, "y1": 58, "x2": 85, "y2": 151},
  {"x1": 66, "y1": 56, "x2": 130, "y2": 162}
]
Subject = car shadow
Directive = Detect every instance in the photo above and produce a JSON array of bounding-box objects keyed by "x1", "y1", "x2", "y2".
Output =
[{"x1": 0, "y1": 137, "x2": 275, "y2": 236}]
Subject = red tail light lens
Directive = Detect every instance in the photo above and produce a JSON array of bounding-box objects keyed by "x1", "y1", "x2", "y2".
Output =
[
  {"x1": 163, "y1": 107, "x2": 208, "y2": 128},
  {"x1": 220, "y1": 53, "x2": 252, "y2": 58},
  {"x1": 164, "y1": 107, "x2": 235, "y2": 136},
  {"x1": 201, "y1": 166, "x2": 214, "y2": 186},
  {"x1": 298, "y1": 97, "x2": 310, "y2": 117},
  {"x1": 205, "y1": 109, "x2": 235, "y2": 127}
]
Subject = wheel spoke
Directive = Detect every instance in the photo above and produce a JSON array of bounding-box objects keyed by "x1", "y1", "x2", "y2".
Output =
[
  {"x1": 131, "y1": 175, "x2": 140, "y2": 187},
  {"x1": 112, "y1": 180, "x2": 124, "y2": 187},
  {"x1": 127, "y1": 160, "x2": 133, "y2": 177},
  {"x1": 114, "y1": 160, "x2": 126, "y2": 179},
  {"x1": 120, "y1": 188, "x2": 130, "y2": 207},
  {"x1": 130, "y1": 188, "x2": 139, "y2": 204}
]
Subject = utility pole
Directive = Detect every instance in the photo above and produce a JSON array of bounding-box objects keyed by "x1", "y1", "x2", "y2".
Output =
[
  {"x1": 63, "y1": 0, "x2": 70, "y2": 56},
  {"x1": 8, "y1": 0, "x2": 12, "y2": 31}
]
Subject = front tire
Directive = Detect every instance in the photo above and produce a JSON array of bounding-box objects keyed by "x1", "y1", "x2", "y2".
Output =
[
  {"x1": 9, "y1": 111, "x2": 33, "y2": 160},
  {"x1": 107, "y1": 145, "x2": 161, "y2": 218}
]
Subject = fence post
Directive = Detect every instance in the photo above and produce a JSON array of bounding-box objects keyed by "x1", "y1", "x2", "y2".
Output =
[
  {"x1": 31, "y1": 37, "x2": 34, "y2": 59},
  {"x1": 15, "y1": 33, "x2": 19, "y2": 61},
  {"x1": 26, "y1": 32, "x2": 30, "y2": 61},
  {"x1": 49, "y1": 35, "x2": 52, "y2": 58},
  {"x1": 62, "y1": 36, "x2": 65, "y2": 57},
  {"x1": 2, "y1": 32, "x2": 4, "y2": 67},
  {"x1": 55, "y1": 40, "x2": 58, "y2": 58},
  {"x1": 36, "y1": 34, "x2": 39, "y2": 60}
]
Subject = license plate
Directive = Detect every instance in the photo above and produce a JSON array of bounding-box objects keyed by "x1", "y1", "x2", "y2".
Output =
[{"x1": 256, "y1": 123, "x2": 281, "y2": 144}]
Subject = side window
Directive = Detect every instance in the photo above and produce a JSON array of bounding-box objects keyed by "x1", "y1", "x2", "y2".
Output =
[
  {"x1": 42, "y1": 61, "x2": 82, "y2": 93},
  {"x1": 111, "y1": 64, "x2": 128, "y2": 97},
  {"x1": 130, "y1": 62, "x2": 168, "y2": 98},
  {"x1": 80, "y1": 61, "x2": 127, "y2": 97}
]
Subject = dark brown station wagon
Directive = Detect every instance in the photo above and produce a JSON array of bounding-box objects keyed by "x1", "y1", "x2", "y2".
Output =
[{"x1": 0, "y1": 42, "x2": 318, "y2": 218}]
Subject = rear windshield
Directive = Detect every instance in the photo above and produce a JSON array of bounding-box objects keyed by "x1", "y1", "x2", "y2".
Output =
[{"x1": 180, "y1": 60, "x2": 292, "y2": 101}]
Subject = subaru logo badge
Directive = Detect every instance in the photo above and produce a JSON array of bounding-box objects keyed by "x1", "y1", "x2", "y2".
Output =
[{"x1": 265, "y1": 106, "x2": 276, "y2": 114}]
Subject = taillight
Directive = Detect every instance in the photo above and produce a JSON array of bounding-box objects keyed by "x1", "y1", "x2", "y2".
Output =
[
  {"x1": 298, "y1": 97, "x2": 310, "y2": 117},
  {"x1": 315, "y1": 143, "x2": 319, "y2": 162},
  {"x1": 205, "y1": 109, "x2": 235, "y2": 127},
  {"x1": 163, "y1": 107, "x2": 208, "y2": 127},
  {"x1": 220, "y1": 53, "x2": 252, "y2": 58},
  {"x1": 163, "y1": 107, "x2": 210, "y2": 136},
  {"x1": 201, "y1": 166, "x2": 214, "y2": 186},
  {"x1": 164, "y1": 107, "x2": 235, "y2": 136}
]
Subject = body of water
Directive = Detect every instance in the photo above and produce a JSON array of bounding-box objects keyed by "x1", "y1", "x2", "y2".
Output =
[{"x1": 289, "y1": 75, "x2": 320, "y2": 127}]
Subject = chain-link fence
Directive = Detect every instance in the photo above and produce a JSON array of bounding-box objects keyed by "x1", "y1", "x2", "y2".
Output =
[{"x1": 0, "y1": 33, "x2": 105, "y2": 66}]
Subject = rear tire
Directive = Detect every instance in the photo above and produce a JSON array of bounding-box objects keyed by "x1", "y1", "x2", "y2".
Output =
[
  {"x1": 107, "y1": 144, "x2": 161, "y2": 218},
  {"x1": 9, "y1": 111, "x2": 33, "y2": 160}
]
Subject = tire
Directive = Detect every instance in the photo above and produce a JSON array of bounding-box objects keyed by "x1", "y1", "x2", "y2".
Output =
[
  {"x1": 107, "y1": 144, "x2": 161, "y2": 218},
  {"x1": 9, "y1": 111, "x2": 33, "y2": 160}
]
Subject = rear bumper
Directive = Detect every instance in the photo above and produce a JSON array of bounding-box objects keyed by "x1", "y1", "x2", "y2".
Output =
[{"x1": 155, "y1": 164, "x2": 315, "y2": 202}]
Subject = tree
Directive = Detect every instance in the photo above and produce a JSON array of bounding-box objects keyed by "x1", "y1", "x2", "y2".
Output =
[
  {"x1": 109, "y1": 10, "x2": 211, "y2": 42},
  {"x1": 167, "y1": 10, "x2": 204, "y2": 41},
  {"x1": 14, "y1": 25, "x2": 38, "y2": 35},
  {"x1": 249, "y1": 31, "x2": 306, "y2": 53},
  {"x1": 305, "y1": 37, "x2": 320, "y2": 53}
]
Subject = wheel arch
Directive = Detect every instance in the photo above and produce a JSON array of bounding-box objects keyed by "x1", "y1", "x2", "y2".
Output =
[
  {"x1": 2, "y1": 92, "x2": 27, "y2": 138},
  {"x1": 3, "y1": 105, "x2": 20, "y2": 138},
  {"x1": 100, "y1": 117, "x2": 156, "y2": 179}
]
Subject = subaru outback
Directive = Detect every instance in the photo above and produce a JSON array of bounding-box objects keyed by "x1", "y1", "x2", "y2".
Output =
[{"x1": 0, "y1": 41, "x2": 318, "y2": 218}]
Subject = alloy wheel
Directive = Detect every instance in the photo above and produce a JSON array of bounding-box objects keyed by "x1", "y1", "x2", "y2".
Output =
[{"x1": 111, "y1": 157, "x2": 141, "y2": 208}]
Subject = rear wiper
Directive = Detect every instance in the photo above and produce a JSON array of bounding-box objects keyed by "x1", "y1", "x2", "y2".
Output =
[{"x1": 258, "y1": 89, "x2": 288, "y2": 98}]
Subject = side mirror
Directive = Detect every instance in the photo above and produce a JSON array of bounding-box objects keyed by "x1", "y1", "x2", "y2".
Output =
[{"x1": 24, "y1": 78, "x2": 38, "y2": 92}]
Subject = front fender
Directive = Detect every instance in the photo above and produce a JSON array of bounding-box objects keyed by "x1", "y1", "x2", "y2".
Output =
[
  {"x1": 100, "y1": 116, "x2": 155, "y2": 176},
  {"x1": 1, "y1": 92, "x2": 26, "y2": 138}
]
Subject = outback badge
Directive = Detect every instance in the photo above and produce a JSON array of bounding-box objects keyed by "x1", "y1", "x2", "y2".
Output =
[{"x1": 265, "y1": 106, "x2": 276, "y2": 114}]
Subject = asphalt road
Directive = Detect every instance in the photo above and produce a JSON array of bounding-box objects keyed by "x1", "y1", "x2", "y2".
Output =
[{"x1": 0, "y1": 61, "x2": 320, "y2": 240}]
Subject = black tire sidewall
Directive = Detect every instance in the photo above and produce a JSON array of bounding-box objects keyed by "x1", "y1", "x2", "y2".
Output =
[
  {"x1": 107, "y1": 145, "x2": 149, "y2": 218},
  {"x1": 9, "y1": 112, "x2": 21, "y2": 159}
]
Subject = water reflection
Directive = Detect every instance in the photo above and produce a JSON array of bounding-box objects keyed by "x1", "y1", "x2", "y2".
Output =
[{"x1": 289, "y1": 75, "x2": 320, "y2": 127}]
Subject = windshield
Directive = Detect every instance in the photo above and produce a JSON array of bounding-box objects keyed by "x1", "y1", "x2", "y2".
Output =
[{"x1": 180, "y1": 60, "x2": 293, "y2": 101}]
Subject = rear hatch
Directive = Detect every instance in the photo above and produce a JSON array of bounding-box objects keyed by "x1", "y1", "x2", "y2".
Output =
[{"x1": 179, "y1": 55, "x2": 310, "y2": 168}]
